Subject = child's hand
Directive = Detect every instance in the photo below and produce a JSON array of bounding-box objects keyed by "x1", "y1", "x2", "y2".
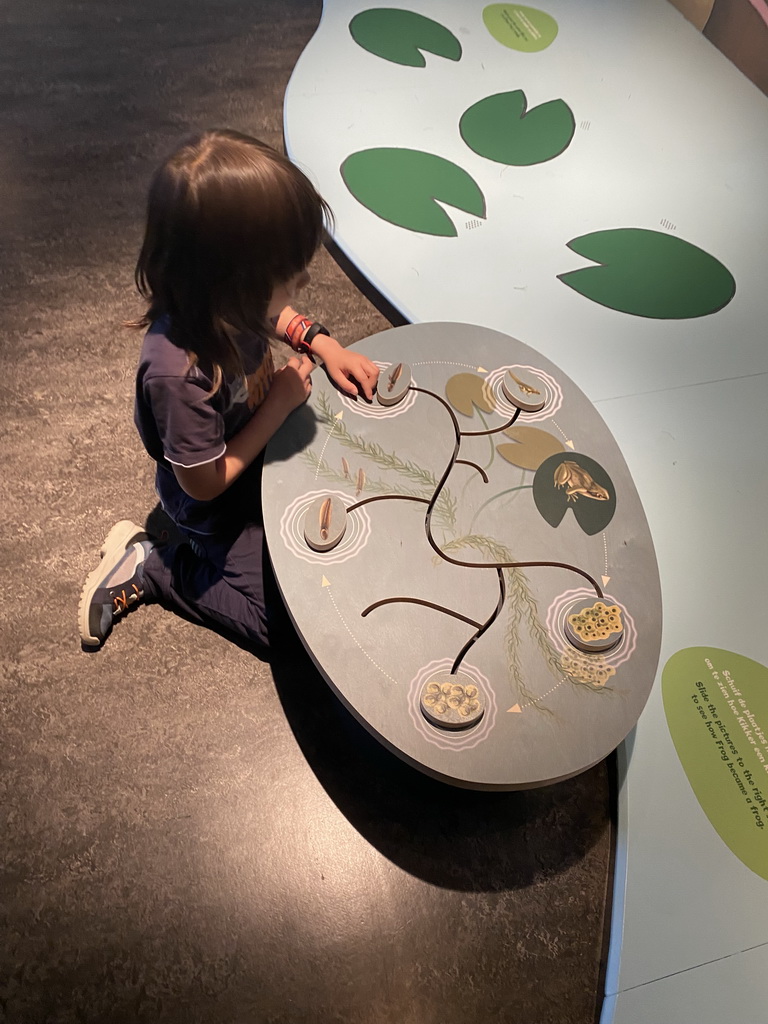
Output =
[
  {"x1": 313, "y1": 340, "x2": 380, "y2": 401},
  {"x1": 269, "y1": 355, "x2": 313, "y2": 415}
]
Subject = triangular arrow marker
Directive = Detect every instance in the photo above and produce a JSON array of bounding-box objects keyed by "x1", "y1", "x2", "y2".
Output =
[
  {"x1": 507, "y1": 704, "x2": 522, "y2": 713},
  {"x1": 334, "y1": 410, "x2": 344, "y2": 420},
  {"x1": 477, "y1": 366, "x2": 488, "y2": 373},
  {"x1": 565, "y1": 439, "x2": 575, "y2": 449},
  {"x1": 602, "y1": 575, "x2": 611, "y2": 587},
  {"x1": 321, "y1": 576, "x2": 331, "y2": 587}
]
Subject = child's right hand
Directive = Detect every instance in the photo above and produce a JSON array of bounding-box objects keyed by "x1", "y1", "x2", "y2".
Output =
[{"x1": 269, "y1": 355, "x2": 313, "y2": 415}]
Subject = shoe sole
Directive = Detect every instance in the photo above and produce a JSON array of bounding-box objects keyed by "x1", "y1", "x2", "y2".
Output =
[{"x1": 79, "y1": 521, "x2": 148, "y2": 647}]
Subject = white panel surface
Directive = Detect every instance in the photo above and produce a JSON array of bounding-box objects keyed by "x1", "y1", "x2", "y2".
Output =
[
  {"x1": 610, "y1": 942, "x2": 768, "y2": 1024},
  {"x1": 285, "y1": 0, "x2": 768, "y2": 402},
  {"x1": 284, "y1": 0, "x2": 768, "y2": 1013},
  {"x1": 599, "y1": 373, "x2": 768, "y2": 994}
]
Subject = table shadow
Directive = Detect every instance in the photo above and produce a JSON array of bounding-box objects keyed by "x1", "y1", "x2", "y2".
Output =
[{"x1": 270, "y1": 630, "x2": 614, "y2": 894}]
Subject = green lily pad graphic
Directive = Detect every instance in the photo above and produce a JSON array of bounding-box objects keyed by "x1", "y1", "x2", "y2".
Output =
[
  {"x1": 533, "y1": 453, "x2": 616, "y2": 535},
  {"x1": 483, "y1": 4, "x2": 559, "y2": 52},
  {"x1": 460, "y1": 90, "x2": 575, "y2": 166},
  {"x1": 349, "y1": 9, "x2": 462, "y2": 67},
  {"x1": 341, "y1": 149, "x2": 486, "y2": 237},
  {"x1": 558, "y1": 229, "x2": 736, "y2": 319}
]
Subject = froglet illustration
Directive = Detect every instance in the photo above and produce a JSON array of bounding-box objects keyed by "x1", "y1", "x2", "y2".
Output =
[{"x1": 554, "y1": 461, "x2": 610, "y2": 502}]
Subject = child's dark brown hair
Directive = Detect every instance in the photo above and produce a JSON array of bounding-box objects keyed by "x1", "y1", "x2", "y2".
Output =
[{"x1": 133, "y1": 129, "x2": 331, "y2": 389}]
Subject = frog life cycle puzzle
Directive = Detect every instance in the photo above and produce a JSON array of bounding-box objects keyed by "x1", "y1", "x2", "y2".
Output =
[{"x1": 263, "y1": 322, "x2": 662, "y2": 789}]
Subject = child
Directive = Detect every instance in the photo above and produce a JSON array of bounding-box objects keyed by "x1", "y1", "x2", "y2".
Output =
[{"x1": 79, "y1": 129, "x2": 379, "y2": 651}]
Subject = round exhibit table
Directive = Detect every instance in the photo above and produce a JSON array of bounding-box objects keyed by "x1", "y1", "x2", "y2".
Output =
[{"x1": 263, "y1": 322, "x2": 661, "y2": 788}]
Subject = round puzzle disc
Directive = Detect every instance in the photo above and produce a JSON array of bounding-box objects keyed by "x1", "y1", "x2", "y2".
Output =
[
  {"x1": 303, "y1": 495, "x2": 348, "y2": 552},
  {"x1": 419, "y1": 671, "x2": 485, "y2": 730},
  {"x1": 563, "y1": 597, "x2": 624, "y2": 653},
  {"x1": 502, "y1": 369, "x2": 546, "y2": 412},
  {"x1": 377, "y1": 361, "x2": 412, "y2": 406}
]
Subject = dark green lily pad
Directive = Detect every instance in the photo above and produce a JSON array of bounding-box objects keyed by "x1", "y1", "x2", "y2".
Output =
[
  {"x1": 460, "y1": 90, "x2": 575, "y2": 166},
  {"x1": 341, "y1": 149, "x2": 486, "y2": 237},
  {"x1": 533, "y1": 453, "x2": 616, "y2": 535},
  {"x1": 349, "y1": 8, "x2": 462, "y2": 67},
  {"x1": 558, "y1": 228, "x2": 736, "y2": 319}
]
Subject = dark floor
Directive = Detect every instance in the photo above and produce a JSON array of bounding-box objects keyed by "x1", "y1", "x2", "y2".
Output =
[{"x1": 0, "y1": 2, "x2": 612, "y2": 1022}]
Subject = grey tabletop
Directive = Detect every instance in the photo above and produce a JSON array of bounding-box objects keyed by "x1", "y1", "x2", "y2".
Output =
[{"x1": 263, "y1": 321, "x2": 661, "y2": 788}]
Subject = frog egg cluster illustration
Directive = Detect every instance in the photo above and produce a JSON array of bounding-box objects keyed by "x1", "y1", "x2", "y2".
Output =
[
  {"x1": 559, "y1": 650, "x2": 616, "y2": 689},
  {"x1": 565, "y1": 599, "x2": 624, "y2": 653},
  {"x1": 409, "y1": 661, "x2": 496, "y2": 749},
  {"x1": 420, "y1": 675, "x2": 485, "y2": 729},
  {"x1": 569, "y1": 602, "x2": 623, "y2": 643}
]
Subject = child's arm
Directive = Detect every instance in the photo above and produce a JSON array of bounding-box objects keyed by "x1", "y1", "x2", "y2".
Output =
[
  {"x1": 173, "y1": 355, "x2": 313, "y2": 502},
  {"x1": 276, "y1": 306, "x2": 380, "y2": 401}
]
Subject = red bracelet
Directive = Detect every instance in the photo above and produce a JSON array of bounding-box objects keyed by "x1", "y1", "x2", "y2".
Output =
[{"x1": 284, "y1": 314, "x2": 313, "y2": 349}]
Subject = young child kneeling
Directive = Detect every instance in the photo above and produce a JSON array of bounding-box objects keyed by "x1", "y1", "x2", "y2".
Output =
[{"x1": 79, "y1": 129, "x2": 379, "y2": 652}]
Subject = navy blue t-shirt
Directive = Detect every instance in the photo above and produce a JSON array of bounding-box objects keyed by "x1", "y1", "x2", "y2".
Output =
[{"x1": 134, "y1": 318, "x2": 275, "y2": 535}]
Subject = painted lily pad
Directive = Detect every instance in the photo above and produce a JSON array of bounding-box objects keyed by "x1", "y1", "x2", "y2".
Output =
[
  {"x1": 496, "y1": 424, "x2": 564, "y2": 471},
  {"x1": 663, "y1": 647, "x2": 768, "y2": 880},
  {"x1": 341, "y1": 149, "x2": 486, "y2": 237},
  {"x1": 445, "y1": 373, "x2": 495, "y2": 416},
  {"x1": 483, "y1": 4, "x2": 559, "y2": 52},
  {"x1": 558, "y1": 228, "x2": 736, "y2": 319},
  {"x1": 349, "y1": 8, "x2": 462, "y2": 67},
  {"x1": 533, "y1": 452, "x2": 615, "y2": 535},
  {"x1": 460, "y1": 90, "x2": 575, "y2": 166}
]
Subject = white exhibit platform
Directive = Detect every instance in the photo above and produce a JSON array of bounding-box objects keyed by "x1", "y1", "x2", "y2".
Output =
[{"x1": 283, "y1": 2, "x2": 768, "y2": 1019}]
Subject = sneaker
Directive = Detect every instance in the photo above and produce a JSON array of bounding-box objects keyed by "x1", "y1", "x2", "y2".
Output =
[{"x1": 79, "y1": 520, "x2": 153, "y2": 648}]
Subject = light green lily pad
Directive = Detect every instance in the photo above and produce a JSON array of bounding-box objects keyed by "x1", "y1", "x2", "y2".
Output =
[
  {"x1": 445, "y1": 373, "x2": 496, "y2": 416},
  {"x1": 496, "y1": 425, "x2": 565, "y2": 471},
  {"x1": 349, "y1": 9, "x2": 462, "y2": 67},
  {"x1": 663, "y1": 647, "x2": 768, "y2": 880},
  {"x1": 483, "y1": 4, "x2": 559, "y2": 52},
  {"x1": 558, "y1": 228, "x2": 736, "y2": 319},
  {"x1": 340, "y1": 149, "x2": 486, "y2": 237},
  {"x1": 460, "y1": 90, "x2": 575, "y2": 166}
]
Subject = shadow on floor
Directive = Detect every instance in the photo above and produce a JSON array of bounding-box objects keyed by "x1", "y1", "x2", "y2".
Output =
[{"x1": 271, "y1": 635, "x2": 611, "y2": 893}]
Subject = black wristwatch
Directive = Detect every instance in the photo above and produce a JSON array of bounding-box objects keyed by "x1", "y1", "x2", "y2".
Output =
[{"x1": 297, "y1": 321, "x2": 331, "y2": 355}]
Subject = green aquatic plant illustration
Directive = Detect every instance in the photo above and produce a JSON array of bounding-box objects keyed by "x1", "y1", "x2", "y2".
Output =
[
  {"x1": 442, "y1": 533, "x2": 609, "y2": 706},
  {"x1": 460, "y1": 90, "x2": 575, "y2": 166},
  {"x1": 309, "y1": 390, "x2": 458, "y2": 530},
  {"x1": 483, "y1": 4, "x2": 559, "y2": 52},
  {"x1": 559, "y1": 228, "x2": 736, "y2": 319},
  {"x1": 341, "y1": 148, "x2": 486, "y2": 237},
  {"x1": 349, "y1": 8, "x2": 462, "y2": 67},
  {"x1": 308, "y1": 391, "x2": 605, "y2": 709}
]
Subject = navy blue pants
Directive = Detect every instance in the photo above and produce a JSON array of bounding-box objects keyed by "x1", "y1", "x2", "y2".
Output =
[{"x1": 142, "y1": 520, "x2": 282, "y2": 650}]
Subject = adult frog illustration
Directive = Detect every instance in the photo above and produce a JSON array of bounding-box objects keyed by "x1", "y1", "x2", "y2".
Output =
[{"x1": 554, "y1": 461, "x2": 610, "y2": 502}]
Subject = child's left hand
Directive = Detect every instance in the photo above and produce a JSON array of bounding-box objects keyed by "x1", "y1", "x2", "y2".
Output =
[{"x1": 312, "y1": 337, "x2": 380, "y2": 401}]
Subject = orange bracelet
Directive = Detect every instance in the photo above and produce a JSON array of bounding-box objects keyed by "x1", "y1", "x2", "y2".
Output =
[{"x1": 284, "y1": 314, "x2": 313, "y2": 349}]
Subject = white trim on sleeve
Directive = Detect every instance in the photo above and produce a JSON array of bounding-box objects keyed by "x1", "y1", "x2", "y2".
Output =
[{"x1": 165, "y1": 443, "x2": 227, "y2": 469}]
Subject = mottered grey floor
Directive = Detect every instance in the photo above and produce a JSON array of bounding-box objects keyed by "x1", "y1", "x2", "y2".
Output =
[{"x1": 0, "y1": 2, "x2": 612, "y2": 1021}]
